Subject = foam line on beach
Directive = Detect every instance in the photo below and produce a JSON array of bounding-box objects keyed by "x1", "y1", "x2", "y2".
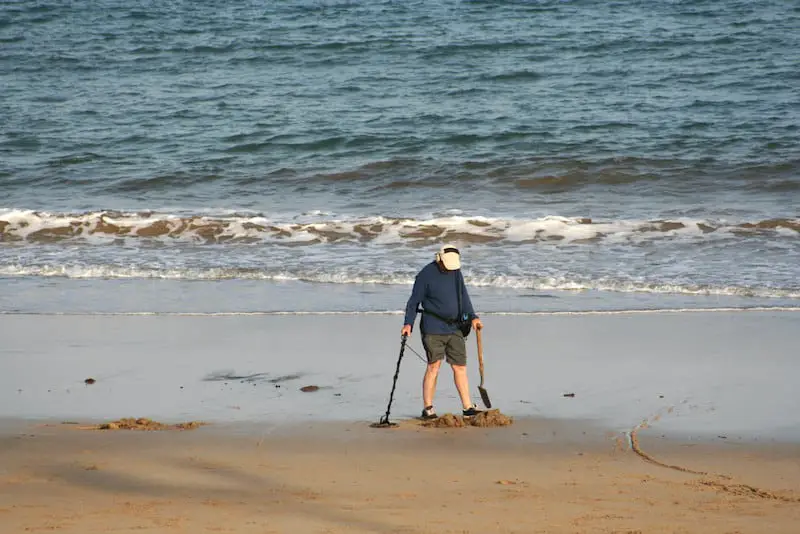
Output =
[
  {"x1": 627, "y1": 410, "x2": 800, "y2": 504},
  {"x1": 3, "y1": 264, "x2": 797, "y2": 300},
  {"x1": 1, "y1": 307, "x2": 798, "y2": 317}
]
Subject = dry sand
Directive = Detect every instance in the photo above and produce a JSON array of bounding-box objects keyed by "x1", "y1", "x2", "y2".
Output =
[{"x1": 1, "y1": 417, "x2": 798, "y2": 534}]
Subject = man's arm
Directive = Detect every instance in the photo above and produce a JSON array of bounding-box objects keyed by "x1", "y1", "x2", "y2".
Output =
[{"x1": 460, "y1": 272, "x2": 483, "y2": 330}]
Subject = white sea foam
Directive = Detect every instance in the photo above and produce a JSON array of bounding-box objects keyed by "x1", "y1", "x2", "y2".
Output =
[
  {"x1": 1, "y1": 263, "x2": 797, "y2": 299},
  {"x1": 1, "y1": 307, "x2": 798, "y2": 316}
]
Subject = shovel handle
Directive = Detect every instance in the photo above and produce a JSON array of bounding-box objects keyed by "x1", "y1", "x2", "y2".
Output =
[{"x1": 476, "y1": 327, "x2": 485, "y2": 388}]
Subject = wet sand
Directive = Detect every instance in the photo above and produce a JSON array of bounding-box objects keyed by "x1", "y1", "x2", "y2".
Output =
[
  {"x1": 1, "y1": 418, "x2": 799, "y2": 533},
  {"x1": 1, "y1": 311, "x2": 799, "y2": 442}
]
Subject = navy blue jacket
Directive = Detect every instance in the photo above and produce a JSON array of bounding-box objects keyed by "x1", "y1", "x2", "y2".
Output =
[{"x1": 403, "y1": 262, "x2": 477, "y2": 335}]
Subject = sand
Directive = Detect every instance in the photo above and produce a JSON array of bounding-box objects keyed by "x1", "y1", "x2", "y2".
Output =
[
  {"x1": 92, "y1": 417, "x2": 206, "y2": 431},
  {"x1": 2, "y1": 311, "x2": 799, "y2": 441},
  {"x1": 1, "y1": 310, "x2": 799, "y2": 531},
  {"x1": 417, "y1": 409, "x2": 514, "y2": 428},
  {"x1": 0, "y1": 418, "x2": 798, "y2": 533}
]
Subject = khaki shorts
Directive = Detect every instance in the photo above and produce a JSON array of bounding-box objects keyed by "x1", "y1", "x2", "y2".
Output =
[{"x1": 422, "y1": 333, "x2": 467, "y2": 366}]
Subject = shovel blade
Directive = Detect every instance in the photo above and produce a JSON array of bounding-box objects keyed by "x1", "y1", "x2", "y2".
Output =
[{"x1": 478, "y1": 385, "x2": 492, "y2": 409}]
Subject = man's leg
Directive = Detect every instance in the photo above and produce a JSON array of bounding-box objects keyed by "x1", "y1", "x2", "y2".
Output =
[
  {"x1": 445, "y1": 333, "x2": 473, "y2": 410},
  {"x1": 423, "y1": 360, "x2": 442, "y2": 409},
  {"x1": 421, "y1": 334, "x2": 447, "y2": 412},
  {"x1": 451, "y1": 364, "x2": 473, "y2": 410}
]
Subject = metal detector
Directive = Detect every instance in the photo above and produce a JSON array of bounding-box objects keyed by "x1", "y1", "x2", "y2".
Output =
[{"x1": 370, "y1": 334, "x2": 408, "y2": 428}]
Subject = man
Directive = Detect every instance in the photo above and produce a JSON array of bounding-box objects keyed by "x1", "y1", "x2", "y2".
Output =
[{"x1": 401, "y1": 244, "x2": 484, "y2": 419}]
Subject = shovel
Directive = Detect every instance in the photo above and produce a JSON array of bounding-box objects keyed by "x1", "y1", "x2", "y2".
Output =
[{"x1": 475, "y1": 327, "x2": 492, "y2": 408}]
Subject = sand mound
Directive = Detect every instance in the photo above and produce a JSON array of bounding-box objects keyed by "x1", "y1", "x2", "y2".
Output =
[
  {"x1": 91, "y1": 418, "x2": 206, "y2": 431},
  {"x1": 421, "y1": 409, "x2": 513, "y2": 428},
  {"x1": 470, "y1": 409, "x2": 514, "y2": 427},
  {"x1": 424, "y1": 413, "x2": 466, "y2": 428}
]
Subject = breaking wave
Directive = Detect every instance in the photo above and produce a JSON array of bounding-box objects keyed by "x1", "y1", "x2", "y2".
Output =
[{"x1": 1, "y1": 209, "x2": 798, "y2": 245}]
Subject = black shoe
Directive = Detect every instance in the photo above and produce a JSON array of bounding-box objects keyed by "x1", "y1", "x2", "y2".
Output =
[
  {"x1": 421, "y1": 406, "x2": 438, "y2": 420},
  {"x1": 462, "y1": 404, "x2": 482, "y2": 417}
]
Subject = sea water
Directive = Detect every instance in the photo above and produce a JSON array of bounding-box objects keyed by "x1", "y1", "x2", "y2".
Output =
[{"x1": 1, "y1": 0, "x2": 798, "y2": 315}]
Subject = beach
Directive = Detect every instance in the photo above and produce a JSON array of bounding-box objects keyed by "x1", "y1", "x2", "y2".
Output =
[
  {"x1": 1, "y1": 311, "x2": 799, "y2": 532},
  {"x1": 1, "y1": 413, "x2": 799, "y2": 533},
  {"x1": 2, "y1": 2, "x2": 798, "y2": 530}
]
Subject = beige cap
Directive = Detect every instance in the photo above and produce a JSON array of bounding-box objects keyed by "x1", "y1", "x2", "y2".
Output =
[{"x1": 437, "y1": 244, "x2": 461, "y2": 270}]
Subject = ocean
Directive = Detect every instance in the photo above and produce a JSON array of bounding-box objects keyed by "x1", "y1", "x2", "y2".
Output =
[{"x1": 2, "y1": 0, "x2": 798, "y2": 315}]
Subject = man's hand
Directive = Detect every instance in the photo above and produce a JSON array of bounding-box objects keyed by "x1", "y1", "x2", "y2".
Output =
[
  {"x1": 401, "y1": 324, "x2": 412, "y2": 337},
  {"x1": 472, "y1": 318, "x2": 483, "y2": 331}
]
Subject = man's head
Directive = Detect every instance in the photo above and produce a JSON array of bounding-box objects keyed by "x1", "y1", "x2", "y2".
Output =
[{"x1": 435, "y1": 244, "x2": 461, "y2": 271}]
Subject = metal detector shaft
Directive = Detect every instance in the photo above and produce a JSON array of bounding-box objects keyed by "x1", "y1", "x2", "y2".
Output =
[{"x1": 377, "y1": 334, "x2": 408, "y2": 426}]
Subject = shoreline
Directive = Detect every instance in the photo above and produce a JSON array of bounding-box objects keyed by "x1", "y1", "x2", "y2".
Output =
[
  {"x1": 3, "y1": 273, "x2": 799, "y2": 316},
  {"x1": 2, "y1": 305, "x2": 800, "y2": 317}
]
